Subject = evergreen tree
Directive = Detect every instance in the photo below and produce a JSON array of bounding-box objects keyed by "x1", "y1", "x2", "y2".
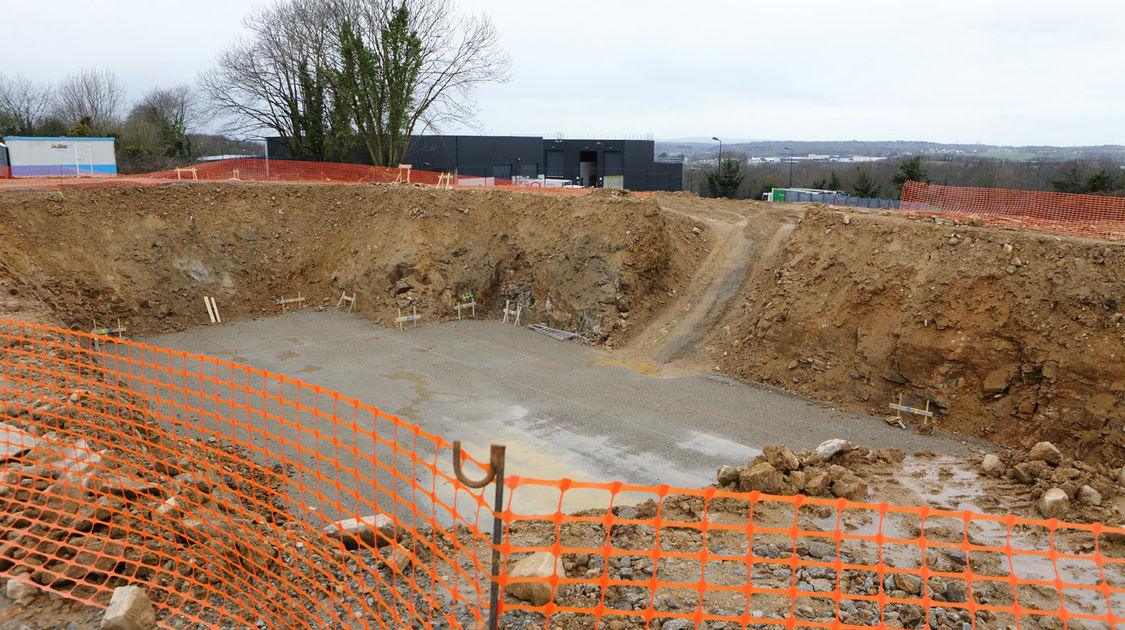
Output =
[
  {"x1": 892, "y1": 156, "x2": 928, "y2": 198},
  {"x1": 1087, "y1": 169, "x2": 1114, "y2": 193},
  {"x1": 850, "y1": 168, "x2": 880, "y2": 198},
  {"x1": 828, "y1": 170, "x2": 842, "y2": 191},
  {"x1": 705, "y1": 158, "x2": 745, "y2": 198},
  {"x1": 1050, "y1": 164, "x2": 1085, "y2": 194}
]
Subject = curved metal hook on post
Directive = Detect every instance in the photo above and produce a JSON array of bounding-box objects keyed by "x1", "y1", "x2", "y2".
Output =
[
  {"x1": 452, "y1": 441, "x2": 506, "y2": 630},
  {"x1": 452, "y1": 441, "x2": 505, "y2": 488}
]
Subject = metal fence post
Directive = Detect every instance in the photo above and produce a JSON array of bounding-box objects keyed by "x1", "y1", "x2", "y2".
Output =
[{"x1": 453, "y1": 441, "x2": 507, "y2": 630}]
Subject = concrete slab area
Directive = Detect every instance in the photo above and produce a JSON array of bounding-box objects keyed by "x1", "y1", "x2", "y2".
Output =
[{"x1": 126, "y1": 311, "x2": 978, "y2": 519}]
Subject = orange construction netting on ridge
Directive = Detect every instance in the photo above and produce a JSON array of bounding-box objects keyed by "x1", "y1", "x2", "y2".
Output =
[
  {"x1": 900, "y1": 181, "x2": 1125, "y2": 240},
  {"x1": 0, "y1": 157, "x2": 595, "y2": 197},
  {"x1": 2, "y1": 317, "x2": 1125, "y2": 630}
]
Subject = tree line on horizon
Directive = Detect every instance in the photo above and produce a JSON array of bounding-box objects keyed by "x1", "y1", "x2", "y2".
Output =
[{"x1": 691, "y1": 154, "x2": 1125, "y2": 200}]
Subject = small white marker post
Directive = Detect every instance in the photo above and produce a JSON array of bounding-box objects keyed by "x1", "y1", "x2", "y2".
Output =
[
  {"x1": 336, "y1": 291, "x2": 357, "y2": 314},
  {"x1": 396, "y1": 305, "x2": 420, "y2": 330},
  {"x1": 454, "y1": 301, "x2": 476, "y2": 320},
  {"x1": 889, "y1": 393, "x2": 934, "y2": 432}
]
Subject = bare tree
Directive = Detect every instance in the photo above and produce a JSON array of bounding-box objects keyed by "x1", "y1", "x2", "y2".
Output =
[
  {"x1": 54, "y1": 68, "x2": 126, "y2": 132},
  {"x1": 199, "y1": 0, "x2": 339, "y2": 158},
  {"x1": 200, "y1": 0, "x2": 510, "y2": 163},
  {"x1": 130, "y1": 86, "x2": 198, "y2": 129},
  {"x1": 326, "y1": 0, "x2": 511, "y2": 165},
  {"x1": 122, "y1": 86, "x2": 200, "y2": 157},
  {"x1": 0, "y1": 74, "x2": 55, "y2": 135}
]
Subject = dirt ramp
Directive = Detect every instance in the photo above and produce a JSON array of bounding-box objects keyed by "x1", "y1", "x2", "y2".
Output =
[
  {"x1": 0, "y1": 184, "x2": 696, "y2": 340},
  {"x1": 720, "y1": 206, "x2": 1125, "y2": 462}
]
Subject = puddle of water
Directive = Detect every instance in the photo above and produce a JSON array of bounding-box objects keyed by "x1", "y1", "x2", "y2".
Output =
[
  {"x1": 231, "y1": 355, "x2": 249, "y2": 364},
  {"x1": 296, "y1": 365, "x2": 323, "y2": 374},
  {"x1": 898, "y1": 456, "x2": 984, "y2": 513},
  {"x1": 277, "y1": 351, "x2": 300, "y2": 360},
  {"x1": 413, "y1": 348, "x2": 429, "y2": 353},
  {"x1": 285, "y1": 337, "x2": 303, "y2": 345}
]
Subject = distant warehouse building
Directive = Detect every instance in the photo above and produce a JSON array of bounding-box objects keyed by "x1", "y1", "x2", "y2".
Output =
[
  {"x1": 0, "y1": 137, "x2": 117, "y2": 178},
  {"x1": 266, "y1": 135, "x2": 683, "y2": 192}
]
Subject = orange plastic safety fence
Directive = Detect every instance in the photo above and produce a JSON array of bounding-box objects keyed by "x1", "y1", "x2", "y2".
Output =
[
  {"x1": 901, "y1": 181, "x2": 1125, "y2": 240},
  {"x1": 0, "y1": 318, "x2": 498, "y2": 629},
  {"x1": 0, "y1": 158, "x2": 597, "y2": 197},
  {"x1": 4, "y1": 317, "x2": 1125, "y2": 630}
]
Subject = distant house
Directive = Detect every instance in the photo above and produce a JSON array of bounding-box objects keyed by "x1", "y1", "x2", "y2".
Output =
[{"x1": 0, "y1": 137, "x2": 117, "y2": 178}]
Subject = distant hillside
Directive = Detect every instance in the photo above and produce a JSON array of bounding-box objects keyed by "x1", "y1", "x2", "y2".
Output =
[{"x1": 656, "y1": 140, "x2": 1125, "y2": 162}]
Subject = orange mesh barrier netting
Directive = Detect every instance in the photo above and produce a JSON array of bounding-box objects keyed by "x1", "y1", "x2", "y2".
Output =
[
  {"x1": 900, "y1": 181, "x2": 1125, "y2": 240},
  {"x1": 0, "y1": 158, "x2": 594, "y2": 196},
  {"x1": 2, "y1": 317, "x2": 1125, "y2": 629}
]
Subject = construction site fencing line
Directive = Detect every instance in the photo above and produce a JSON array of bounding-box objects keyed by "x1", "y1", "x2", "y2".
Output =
[
  {"x1": 900, "y1": 181, "x2": 1125, "y2": 240},
  {"x1": 0, "y1": 158, "x2": 602, "y2": 197},
  {"x1": 2, "y1": 317, "x2": 1125, "y2": 630}
]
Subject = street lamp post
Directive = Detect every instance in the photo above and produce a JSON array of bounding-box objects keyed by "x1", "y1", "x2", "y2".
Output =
[
  {"x1": 784, "y1": 146, "x2": 794, "y2": 188},
  {"x1": 712, "y1": 137, "x2": 722, "y2": 172}
]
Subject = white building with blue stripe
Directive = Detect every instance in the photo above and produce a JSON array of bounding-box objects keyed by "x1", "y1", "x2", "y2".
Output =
[{"x1": 2, "y1": 137, "x2": 117, "y2": 178}]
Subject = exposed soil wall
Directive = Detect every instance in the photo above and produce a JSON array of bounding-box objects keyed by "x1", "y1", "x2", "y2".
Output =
[
  {"x1": 719, "y1": 206, "x2": 1125, "y2": 462},
  {"x1": 0, "y1": 184, "x2": 696, "y2": 341}
]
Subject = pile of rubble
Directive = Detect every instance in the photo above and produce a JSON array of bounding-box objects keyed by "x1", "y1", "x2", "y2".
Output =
[
  {"x1": 717, "y1": 438, "x2": 1125, "y2": 523},
  {"x1": 715, "y1": 439, "x2": 897, "y2": 502}
]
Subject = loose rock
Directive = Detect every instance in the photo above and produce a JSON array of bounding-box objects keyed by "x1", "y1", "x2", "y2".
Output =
[
  {"x1": 981, "y1": 453, "x2": 1004, "y2": 476},
  {"x1": 323, "y1": 514, "x2": 395, "y2": 549},
  {"x1": 1036, "y1": 488, "x2": 1070, "y2": 520},
  {"x1": 1029, "y1": 442, "x2": 1062, "y2": 465},
  {"x1": 739, "y1": 462, "x2": 785, "y2": 495},
  {"x1": 1077, "y1": 485, "x2": 1102, "y2": 506},
  {"x1": 102, "y1": 585, "x2": 156, "y2": 630},
  {"x1": 505, "y1": 552, "x2": 563, "y2": 606},
  {"x1": 5, "y1": 578, "x2": 38, "y2": 605}
]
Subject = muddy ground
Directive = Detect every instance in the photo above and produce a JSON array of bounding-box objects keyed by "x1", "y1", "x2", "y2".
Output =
[{"x1": 0, "y1": 184, "x2": 1122, "y2": 462}]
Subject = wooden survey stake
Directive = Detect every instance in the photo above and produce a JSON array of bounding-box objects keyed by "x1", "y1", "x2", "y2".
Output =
[
  {"x1": 396, "y1": 305, "x2": 420, "y2": 330},
  {"x1": 204, "y1": 296, "x2": 221, "y2": 324},
  {"x1": 277, "y1": 294, "x2": 306, "y2": 313},
  {"x1": 454, "y1": 301, "x2": 476, "y2": 320},
  {"x1": 336, "y1": 291, "x2": 356, "y2": 313},
  {"x1": 91, "y1": 319, "x2": 126, "y2": 338},
  {"x1": 889, "y1": 393, "x2": 934, "y2": 433},
  {"x1": 502, "y1": 300, "x2": 522, "y2": 326}
]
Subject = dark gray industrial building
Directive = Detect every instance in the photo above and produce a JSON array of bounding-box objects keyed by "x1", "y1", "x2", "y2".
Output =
[{"x1": 266, "y1": 135, "x2": 683, "y2": 192}]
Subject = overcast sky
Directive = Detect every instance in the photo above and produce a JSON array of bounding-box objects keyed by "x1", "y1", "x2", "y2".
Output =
[{"x1": 3, "y1": 0, "x2": 1123, "y2": 146}]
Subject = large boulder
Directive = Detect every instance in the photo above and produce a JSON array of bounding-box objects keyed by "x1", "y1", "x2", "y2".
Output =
[
  {"x1": 809, "y1": 439, "x2": 850, "y2": 463},
  {"x1": 739, "y1": 462, "x2": 786, "y2": 495},
  {"x1": 102, "y1": 585, "x2": 156, "y2": 630},
  {"x1": 1029, "y1": 442, "x2": 1062, "y2": 465},
  {"x1": 504, "y1": 552, "x2": 563, "y2": 606},
  {"x1": 323, "y1": 513, "x2": 396, "y2": 549},
  {"x1": 1036, "y1": 488, "x2": 1070, "y2": 520}
]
